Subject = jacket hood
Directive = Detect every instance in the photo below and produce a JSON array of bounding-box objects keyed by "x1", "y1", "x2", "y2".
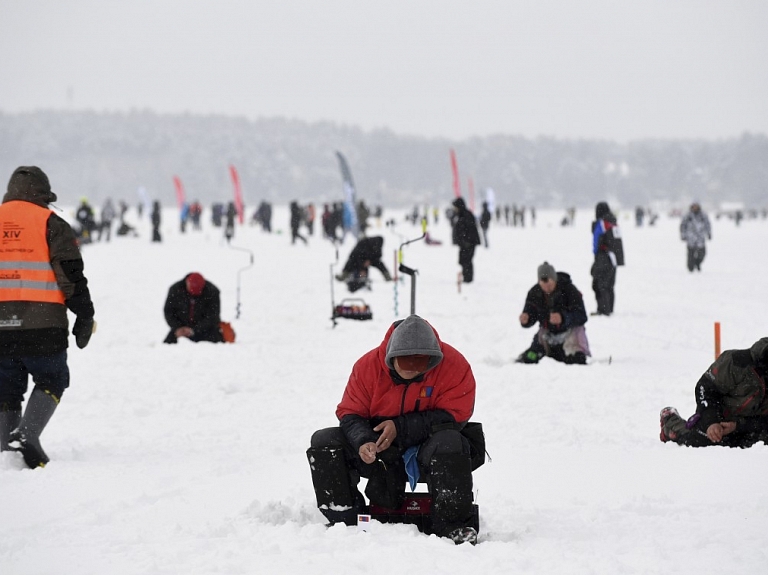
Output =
[
  {"x1": 452, "y1": 197, "x2": 467, "y2": 211},
  {"x1": 4, "y1": 166, "x2": 57, "y2": 207},
  {"x1": 595, "y1": 202, "x2": 611, "y2": 219},
  {"x1": 552, "y1": 271, "x2": 573, "y2": 286},
  {"x1": 380, "y1": 315, "x2": 444, "y2": 372},
  {"x1": 750, "y1": 337, "x2": 768, "y2": 365}
]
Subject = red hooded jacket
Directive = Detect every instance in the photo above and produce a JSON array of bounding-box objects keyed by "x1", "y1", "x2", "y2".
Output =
[{"x1": 336, "y1": 322, "x2": 475, "y2": 424}]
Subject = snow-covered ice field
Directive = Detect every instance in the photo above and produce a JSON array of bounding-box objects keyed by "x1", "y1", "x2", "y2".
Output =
[{"x1": 1, "y1": 204, "x2": 766, "y2": 574}]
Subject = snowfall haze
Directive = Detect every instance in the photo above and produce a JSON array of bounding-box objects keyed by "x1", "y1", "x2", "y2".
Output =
[{"x1": 1, "y1": 205, "x2": 767, "y2": 573}]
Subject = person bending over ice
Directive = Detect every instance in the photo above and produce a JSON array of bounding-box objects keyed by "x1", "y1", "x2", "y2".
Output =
[
  {"x1": 163, "y1": 272, "x2": 224, "y2": 344},
  {"x1": 660, "y1": 337, "x2": 768, "y2": 448},
  {"x1": 516, "y1": 262, "x2": 590, "y2": 365},
  {"x1": 307, "y1": 314, "x2": 480, "y2": 545}
]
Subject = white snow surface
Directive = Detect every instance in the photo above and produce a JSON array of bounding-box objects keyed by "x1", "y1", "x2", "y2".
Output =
[{"x1": 1, "y1": 206, "x2": 767, "y2": 574}]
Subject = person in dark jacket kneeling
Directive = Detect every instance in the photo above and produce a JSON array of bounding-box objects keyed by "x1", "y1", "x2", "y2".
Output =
[
  {"x1": 660, "y1": 338, "x2": 768, "y2": 447},
  {"x1": 335, "y1": 236, "x2": 392, "y2": 293},
  {"x1": 163, "y1": 272, "x2": 223, "y2": 344},
  {"x1": 307, "y1": 314, "x2": 480, "y2": 545},
  {"x1": 516, "y1": 261, "x2": 590, "y2": 365}
]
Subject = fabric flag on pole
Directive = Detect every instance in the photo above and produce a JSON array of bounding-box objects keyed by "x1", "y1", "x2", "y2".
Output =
[
  {"x1": 468, "y1": 177, "x2": 475, "y2": 213},
  {"x1": 229, "y1": 165, "x2": 244, "y2": 224},
  {"x1": 137, "y1": 186, "x2": 151, "y2": 217},
  {"x1": 172, "y1": 176, "x2": 186, "y2": 209},
  {"x1": 450, "y1": 149, "x2": 461, "y2": 198},
  {"x1": 336, "y1": 151, "x2": 360, "y2": 239},
  {"x1": 485, "y1": 187, "x2": 496, "y2": 214}
]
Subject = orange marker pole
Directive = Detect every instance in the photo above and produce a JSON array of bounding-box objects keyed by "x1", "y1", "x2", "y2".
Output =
[{"x1": 714, "y1": 322, "x2": 721, "y2": 359}]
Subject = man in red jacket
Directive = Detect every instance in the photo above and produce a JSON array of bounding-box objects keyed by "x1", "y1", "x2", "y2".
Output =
[{"x1": 307, "y1": 315, "x2": 478, "y2": 544}]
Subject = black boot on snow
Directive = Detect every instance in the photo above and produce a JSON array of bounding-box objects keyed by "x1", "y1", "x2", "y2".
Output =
[
  {"x1": 447, "y1": 526, "x2": 478, "y2": 545},
  {"x1": 0, "y1": 405, "x2": 21, "y2": 451},
  {"x1": 9, "y1": 388, "x2": 58, "y2": 469}
]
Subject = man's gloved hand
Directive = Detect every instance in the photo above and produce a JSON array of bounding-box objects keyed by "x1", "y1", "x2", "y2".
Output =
[{"x1": 73, "y1": 317, "x2": 96, "y2": 349}]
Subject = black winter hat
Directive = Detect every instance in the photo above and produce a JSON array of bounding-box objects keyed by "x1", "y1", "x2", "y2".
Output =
[
  {"x1": 452, "y1": 197, "x2": 466, "y2": 210},
  {"x1": 5, "y1": 166, "x2": 57, "y2": 204}
]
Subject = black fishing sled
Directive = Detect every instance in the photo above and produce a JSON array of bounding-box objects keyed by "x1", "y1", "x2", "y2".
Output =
[
  {"x1": 368, "y1": 493, "x2": 479, "y2": 535},
  {"x1": 330, "y1": 255, "x2": 373, "y2": 327},
  {"x1": 367, "y1": 421, "x2": 487, "y2": 536}
]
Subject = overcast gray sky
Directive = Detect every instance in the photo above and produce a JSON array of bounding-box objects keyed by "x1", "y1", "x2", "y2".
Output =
[{"x1": 1, "y1": 0, "x2": 766, "y2": 141}]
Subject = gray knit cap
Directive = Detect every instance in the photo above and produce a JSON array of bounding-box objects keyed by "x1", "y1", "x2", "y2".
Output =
[
  {"x1": 385, "y1": 315, "x2": 443, "y2": 371},
  {"x1": 537, "y1": 261, "x2": 556, "y2": 281}
]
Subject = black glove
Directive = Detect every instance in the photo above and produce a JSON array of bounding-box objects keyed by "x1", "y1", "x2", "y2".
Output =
[{"x1": 73, "y1": 317, "x2": 95, "y2": 349}]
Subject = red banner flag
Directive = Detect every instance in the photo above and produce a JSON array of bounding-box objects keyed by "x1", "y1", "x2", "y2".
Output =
[
  {"x1": 173, "y1": 175, "x2": 186, "y2": 209},
  {"x1": 229, "y1": 165, "x2": 244, "y2": 224},
  {"x1": 450, "y1": 149, "x2": 461, "y2": 198}
]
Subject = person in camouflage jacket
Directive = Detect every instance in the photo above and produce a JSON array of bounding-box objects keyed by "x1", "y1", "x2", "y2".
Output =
[
  {"x1": 660, "y1": 338, "x2": 768, "y2": 447},
  {"x1": 679, "y1": 202, "x2": 712, "y2": 272}
]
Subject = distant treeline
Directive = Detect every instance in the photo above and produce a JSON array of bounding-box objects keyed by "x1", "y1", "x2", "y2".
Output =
[{"x1": 1, "y1": 110, "x2": 766, "y2": 210}]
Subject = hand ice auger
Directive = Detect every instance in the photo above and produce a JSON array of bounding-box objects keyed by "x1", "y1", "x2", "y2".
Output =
[
  {"x1": 229, "y1": 243, "x2": 254, "y2": 319},
  {"x1": 396, "y1": 227, "x2": 426, "y2": 316}
]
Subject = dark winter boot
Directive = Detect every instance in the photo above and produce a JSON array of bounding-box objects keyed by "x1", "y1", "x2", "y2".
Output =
[
  {"x1": 428, "y1": 453, "x2": 475, "y2": 541},
  {"x1": 306, "y1": 447, "x2": 365, "y2": 526},
  {"x1": 0, "y1": 405, "x2": 22, "y2": 451},
  {"x1": 563, "y1": 352, "x2": 588, "y2": 365},
  {"x1": 8, "y1": 388, "x2": 58, "y2": 468},
  {"x1": 515, "y1": 349, "x2": 542, "y2": 364}
]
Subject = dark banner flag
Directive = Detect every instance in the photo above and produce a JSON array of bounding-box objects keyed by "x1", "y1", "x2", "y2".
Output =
[{"x1": 336, "y1": 151, "x2": 360, "y2": 240}]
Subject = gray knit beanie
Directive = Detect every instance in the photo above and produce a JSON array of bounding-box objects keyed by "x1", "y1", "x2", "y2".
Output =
[
  {"x1": 385, "y1": 315, "x2": 443, "y2": 371},
  {"x1": 537, "y1": 261, "x2": 556, "y2": 281}
]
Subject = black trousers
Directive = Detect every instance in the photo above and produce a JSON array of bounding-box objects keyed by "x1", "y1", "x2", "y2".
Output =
[
  {"x1": 687, "y1": 246, "x2": 706, "y2": 272},
  {"x1": 458, "y1": 244, "x2": 476, "y2": 282},
  {"x1": 591, "y1": 252, "x2": 616, "y2": 315},
  {"x1": 0, "y1": 351, "x2": 70, "y2": 408},
  {"x1": 307, "y1": 426, "x2": 474, "y2": 536}
]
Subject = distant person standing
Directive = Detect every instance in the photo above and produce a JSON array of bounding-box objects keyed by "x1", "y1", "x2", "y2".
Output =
[
  {"x1": 290, "y1": 201, "x2": 307, "y2": 245},
  {"x1": 306, "y1": 202, "x2": 316, "y2": 236},
  {"x1": 151, "y1": 201, "x2": 162, "y2": 243},
  {"x1": 680, "y1": 202, "x2": 712, "y2": 272},
  {"x1": 451, "y1": 198, "x2": 481, "y2": 283},
  {"x1": 0, "y1": 166, "x2": 96, "y2": 468},
  {"x1": 98, "y1": 198, "x2": 116, "y2": 242},
  {"x1": 479, "y1": 202, "x2": 491, "y2": 248},
  {"x1": 590, "y1": 201, "x2": 624, "y2": 316},
  {"x1": 224, "y1": 202, "x2": 236, "y2": 243}
]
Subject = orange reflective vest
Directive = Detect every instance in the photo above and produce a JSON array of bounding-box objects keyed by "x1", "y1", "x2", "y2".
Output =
[{"x1": 0, "y1": 201, "x2": 66, "y2": 304}]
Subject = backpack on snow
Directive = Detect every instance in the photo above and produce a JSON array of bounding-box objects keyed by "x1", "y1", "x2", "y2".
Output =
[{"x1": 219, "y1": 321, "x2": 236, "y2": 343}]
